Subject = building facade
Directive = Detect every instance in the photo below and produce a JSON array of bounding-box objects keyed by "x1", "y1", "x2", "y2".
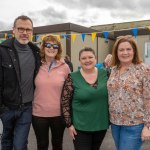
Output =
[{"x1": 1, "y1": 20, "x2": 150, "y2": 71}]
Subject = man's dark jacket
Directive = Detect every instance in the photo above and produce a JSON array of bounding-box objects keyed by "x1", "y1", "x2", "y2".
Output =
[{"x1": 0, "y1": 38, "x2": 41, "y2": 109}]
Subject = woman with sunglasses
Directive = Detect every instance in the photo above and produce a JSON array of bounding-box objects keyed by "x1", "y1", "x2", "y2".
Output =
[
  {"x1": 32, "y1": 35, "x2": 70, "y2": 150},
  {"x1": 107, "y1": 35, "x2": 150, "y2": 150}
]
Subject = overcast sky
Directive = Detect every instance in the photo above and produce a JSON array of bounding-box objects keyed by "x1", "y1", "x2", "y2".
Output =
[{"x1": 1, "y1": 0, "x2": 150, "y2": 31}]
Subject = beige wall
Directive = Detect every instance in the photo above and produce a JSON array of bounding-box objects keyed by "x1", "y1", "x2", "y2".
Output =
[
  {"x1": 97, "y1": 38, "x2": 114, "y2": 63},
  {"x1": 135, "y1": 35, "x2": 150, "y2": 61},
  {"x1": 71, "y1": 32, "x2": 97, "y2": 71}
]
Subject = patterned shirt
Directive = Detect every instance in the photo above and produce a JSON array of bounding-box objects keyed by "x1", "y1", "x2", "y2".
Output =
[{"x1": 107, "y1": 63, "x2": 150, "y2": 127}]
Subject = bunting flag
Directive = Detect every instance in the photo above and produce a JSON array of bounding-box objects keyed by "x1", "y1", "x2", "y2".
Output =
[
  {"x1": 91, "y1": 32, "x2": 96, "y2": 42},
  {"x1": 4, "y1": 33, "x2": 7, "y2": 38},
  {"x1": 57, "y1": 35, "x2": 61, "y2": 41},
  {"x1": 81, "y1": 33, "x2": 85, "y2": 42},
  {"x1": 32, "y1": 35, "x2": 34, "y2": 41},
  {"x1": 62, "y1": 34, "x2": 70, "y2": 40},
  {"x1": 103, "y1": 31, "x2": 109, "y2": 40},
  {"x1": 8, "y1": 34, "x2": 12, "y2": 38},
  {"x1": 71, "y1": 34, "x2": 76, "y2": 43},
  {"x1": 132, "y1": 28, "x2": 139, "y2": 38},
  {"x1": 61, "y1": 34, "x2": 66, "y2": 39},
  {"x1": 1, "y1": 25, "x2": 150, "y2": 43},
  {"x1": 29, "y1": 35, "x2": 33, "y2": 41},
  {"x1": 41, "y1": 35, "x2": 45, "y2": 40},
  {"x1": 66, "y1": 35, "x2": 70, "y2": 40},
  {"x1": 147, "y1": 26, "x2": 150, "y2": 30},
  {"x1": 36, "y1": 35, "x2": 39, "y2": 40}
]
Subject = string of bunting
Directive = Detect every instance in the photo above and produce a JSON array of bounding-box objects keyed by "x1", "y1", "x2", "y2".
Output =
[
  {"x1": 33, "y1": 26, "x2": 145, "y2": 42},
  {"x1": 1, "y1": 25, "x2": 150, "y2": 43}
]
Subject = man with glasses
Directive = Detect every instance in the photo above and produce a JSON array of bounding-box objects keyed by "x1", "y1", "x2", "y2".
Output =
[{"x1": 0, "y1": 15, "x2": 41, "y2": 150}]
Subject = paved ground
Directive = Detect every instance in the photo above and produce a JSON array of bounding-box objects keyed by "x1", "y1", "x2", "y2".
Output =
[
  {"x1": 28, "y1": 126, "x2": 150, "y2": 150},
  {"x1": 0, "y1": 120, "x2": 150, "y2": 149}
]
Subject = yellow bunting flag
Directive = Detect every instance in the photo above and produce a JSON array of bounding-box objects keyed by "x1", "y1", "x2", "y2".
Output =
[
  {"x1": 91, "y1": 32, "x2": 96, "y2": 42},
  {"x1": 147, "y1": 26, "x2": 150, "y2": 30},
  {"x1": 57, "y1": 35, "x2": 61, "y2": 41},
  {"x1": 29, "y1": 35, "x2": 33, "y2": 41},
  {"x1": 41, "y1": 35, "x2": 45, "y2": 40},
  {"x1": 71, "y1": 34, "x2": 76, "y2": 43},
  {"x1": 32, "y1": 35, "x2": 34, "y2": 41},
  {"x1": 4, "y1": 33, "x2": 7, "y2": 38}
]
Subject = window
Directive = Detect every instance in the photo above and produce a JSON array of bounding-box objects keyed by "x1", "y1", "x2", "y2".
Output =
[
  {"x1": 145, "y1": 42, "x2": 150, "y2": 58},
  {"x1": 145, "y1": 42, "x2": 150, "y2": 65}
]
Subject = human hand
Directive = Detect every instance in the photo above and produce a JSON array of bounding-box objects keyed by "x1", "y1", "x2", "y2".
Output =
[
  {"x1": 141, "y1": 126, "x2": 150, "y2": 141},
  {"x1": 68, "y1": 125, "x2": 77, "y2": 140}
]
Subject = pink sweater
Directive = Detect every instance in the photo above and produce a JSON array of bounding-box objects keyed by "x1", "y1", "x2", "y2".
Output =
[{"x1": 32, "y1": 60, "x2": 70, "y2": 117}]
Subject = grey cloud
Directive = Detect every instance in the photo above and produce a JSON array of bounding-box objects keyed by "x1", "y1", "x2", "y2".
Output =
[
  {"x1": 40, "y1": 7, "x2": 67, "y2": 18},
  {"x1": 0, "y1": 21, "x2": 12, "y2": 31},
  {"x1": 48, "y1": 0, "x2": 139, "y2": 9},
  {"x1": 1, "y1": 0, "x2": 150, "y2": 31},
  {"x1": 76, "y1": 11, "x2": 99, "y2": 24},
  {"x1": 138, "y1": 0, "x2": 150, "y2": 13},
  {"x1": 108, "y1": 0, "x2": 149, "y2": 20},
  {"x1": 44, "y1": 0, "x2": 149, "y2": 23},
  {"x1": 110, "y1": 9, "x2": 144, "y2": 21},
  {"x1": 28, "y1": 6, "x2": 67, "y2": 27}
]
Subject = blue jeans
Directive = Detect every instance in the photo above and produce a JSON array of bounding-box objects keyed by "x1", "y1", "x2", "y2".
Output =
[
  {"x1": 111, "y1": 123, "x2": 144, "y2": 150},
  {"x1": 0, "y1": 105, "x2": 32, "y2": 150}
]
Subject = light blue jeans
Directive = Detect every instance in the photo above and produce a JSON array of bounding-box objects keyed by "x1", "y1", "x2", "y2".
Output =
[{"x1": 111, "y1": 123, "x2": 144, "y2": 150}]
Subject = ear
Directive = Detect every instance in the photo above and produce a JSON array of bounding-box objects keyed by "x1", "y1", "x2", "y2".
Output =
[{"x1": 12, "y1": 27, "x2": 15, "y2": 34}]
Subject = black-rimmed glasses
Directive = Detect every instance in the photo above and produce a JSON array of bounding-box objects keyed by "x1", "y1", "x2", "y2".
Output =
[{"x1": 17, "y1": 27, "x2": 33, "y2": 33}]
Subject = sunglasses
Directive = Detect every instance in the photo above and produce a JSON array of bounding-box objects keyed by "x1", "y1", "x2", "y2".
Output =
[
  {"x1": 44, "y1": 43, "x2": 59, "y2": 49},
  {"x1": 116, "y1": 35, "x2": 133, "y2": 40}
]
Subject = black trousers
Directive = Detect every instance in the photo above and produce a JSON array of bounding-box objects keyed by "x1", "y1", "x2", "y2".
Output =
[
  {"x1": 73, "y1": 129, "x2": 107, "y2": 150},
  {"x1": 32, "y1": 115, "x2": 65, "y2": 150}
]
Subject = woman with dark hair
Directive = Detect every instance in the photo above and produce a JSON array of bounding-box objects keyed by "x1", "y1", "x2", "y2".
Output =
[
  {"x1": 61, "y1": 47, "x2": 109, "y2": 150},
  {"x1": 107, "y1": 35, "x2": 150, "y2": 150},
  {"x1": 32, "y1": 35, "x2": 70, "y2": 150}
]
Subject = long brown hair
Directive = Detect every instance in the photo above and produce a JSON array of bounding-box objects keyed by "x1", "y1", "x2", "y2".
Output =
[{"x1": 111, "y1": 35, "x2": 142, "y2": 67}]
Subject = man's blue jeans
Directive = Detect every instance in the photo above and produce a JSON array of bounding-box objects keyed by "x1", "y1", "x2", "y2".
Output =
[
  {"x1": 111, "y1": 123, "x2": 144, "y2": 150},
  {"x1": 0, "y1": 105, "x2": 32, "y2": 150}
]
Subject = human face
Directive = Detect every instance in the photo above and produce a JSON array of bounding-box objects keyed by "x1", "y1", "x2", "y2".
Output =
[
  {"x1": 79, "y1": 51, "x2": 96, "y2": 71},
  {"x1": 44, "y1": 41, "x2": 58, "y2": 60},
  {"x1": 13, "y1": 19, "x2": 33, "y2": 44},
  {"x1": 117, "y1": 41, "x2": 134, "y2": 66}
]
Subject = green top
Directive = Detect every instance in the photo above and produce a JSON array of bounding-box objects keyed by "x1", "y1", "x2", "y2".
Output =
[{"x1": 71, "y1": 69, "x2": 109, "y2": 131}]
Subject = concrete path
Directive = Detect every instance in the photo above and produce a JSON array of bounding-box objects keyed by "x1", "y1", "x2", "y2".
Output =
[
  {"x1": 0, "y1": 121, "x2": 149, "y2": 149},
  {"x1": 28, "y1": 126, "x2": 150, "y2": 150}
]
